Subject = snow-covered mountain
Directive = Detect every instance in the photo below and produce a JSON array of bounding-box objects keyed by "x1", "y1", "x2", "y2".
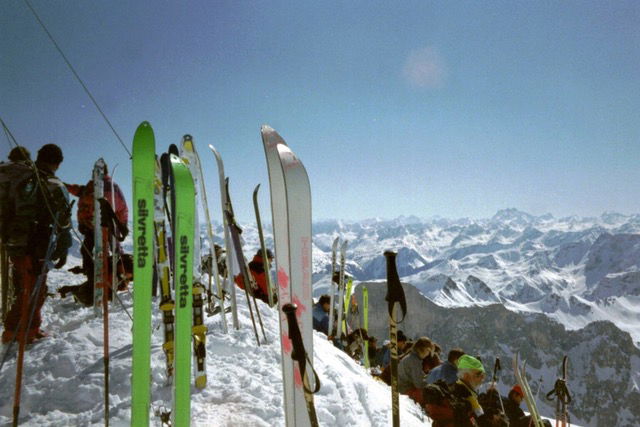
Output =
[{"x1": 309, "y1": 209, "x2": 640, "y2": 348}]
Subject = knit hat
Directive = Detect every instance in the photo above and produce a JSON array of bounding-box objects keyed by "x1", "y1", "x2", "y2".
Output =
[
  {"x1": 456, "y1": 354, "x2": 485, "y2": 372},
  {"x1": 510, "y1": 384, "x2": 524, "y2": 397}
]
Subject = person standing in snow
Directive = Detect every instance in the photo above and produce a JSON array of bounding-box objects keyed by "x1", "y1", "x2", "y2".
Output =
[
  {"x1": 427, "y1": 348, "x2": 466, "y2": 385},
  {"x1": 1, "y1": 144, "x2": 71, "y2": 343},
  {"x1": 65, "y1": 162, "x2": 128, "y2": 306},
  {"x1": 312, "y1": 294, "x2": 331, "y2": 336},
  {"x1": 234, "y1": 248, "x2": 276, "y2": 305}
]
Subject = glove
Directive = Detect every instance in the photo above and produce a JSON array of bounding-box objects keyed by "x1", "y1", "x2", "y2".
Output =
[
  {"x1": 98, "y1": 198, "x2": 128, "y2": 241},
  {"x1": 52, "y1": 229, "x2": 72, "y2": 268}
]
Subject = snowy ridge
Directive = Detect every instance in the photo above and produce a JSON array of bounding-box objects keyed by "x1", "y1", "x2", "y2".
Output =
[{"x1": 0, "y1": 255, "x2": 426, "y2": 426}]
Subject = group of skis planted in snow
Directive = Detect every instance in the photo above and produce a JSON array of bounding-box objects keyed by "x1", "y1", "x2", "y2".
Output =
[{"x1": 129, "y1": 123, "x2": 322, "y2": 427}]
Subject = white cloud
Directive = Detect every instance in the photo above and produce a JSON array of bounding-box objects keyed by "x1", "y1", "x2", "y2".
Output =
[{"x1": 402, "y1": 46, "x2": 447, "y2": 89}]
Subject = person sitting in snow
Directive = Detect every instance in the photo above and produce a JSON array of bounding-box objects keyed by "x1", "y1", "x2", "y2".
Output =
[
  {"x1": 234, "y1": 248, "x2": 276, "y2": 305},
  {"x1": 446, "y1": 355, "x2": 507, "y2": 427},
  {"x1": 427, "y1": 348, "x2": 466, "y2": 385},
  {"x1": 380, "y1": 329, "x2": 409, "y2": 367},
  {"x1": 397, "y1": 337, "x2": 435, "y2": 405},
  {"x1": 422, "y1": 342, "x2": 442, "y2": 374},
  {"x1": 312, "y1": 294, "x2": 331, "y2": 336},
  {"x1": 480, "y1": 384, "x2": 550, "y2": 427}
]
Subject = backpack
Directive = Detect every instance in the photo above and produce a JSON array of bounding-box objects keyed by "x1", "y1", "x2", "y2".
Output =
[{"x1": 5, "y1": 167, "x2": 69, "y2": 256}]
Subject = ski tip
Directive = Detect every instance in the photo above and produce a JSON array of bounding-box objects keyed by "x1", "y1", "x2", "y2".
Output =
[
  {"x1": 183, "y1": 134, "x2": 193, "y2": 141},
  {"x1": 261, "y1": 124, "x2": 274, "y2": 133},
  {"x1": 254, "y1": 183, "x2": 261, "y2": 193}
]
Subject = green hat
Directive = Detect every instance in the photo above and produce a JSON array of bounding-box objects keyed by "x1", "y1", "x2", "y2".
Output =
[{"x1": 456, "y1": 355, "x2": 485, "y2": 372}]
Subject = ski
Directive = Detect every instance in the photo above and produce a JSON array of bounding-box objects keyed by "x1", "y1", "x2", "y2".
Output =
[
  {"x1": 342, "y1": 277, "x2": 353, "y2": 336},
  {"x1": 513, "y1": 354, "x2": 544, "y2": 427},
  {"x1": 93, "y1": 158, "x2": 111, "y2": 426},
  {"x1": 93, "y1": 158, "x2": 106, "y2": 313},
  {"x1": 182, "y1": 138, "x2": 223, "y2": 322},
  {"x1": 253, "y1": 184, "x2": 276, "y2": 307},
  {"x1": 335, "y1": 240, "x2": 348, "y2": 341},
  {"x1": 327, "y1": 237, "x2": 339, "y2": 338},
  {"x1": 208, "y1": 144, "x2": 238, "y2": 329},
  {"x1": 179, "y1": 136, "x2": 208, "y2": 389},
  {"x1": 169, "y1": 153, "x2": 196, "y2": 427},
  {"x1": 224, "y1": 178, "x2": 263, "y2": 345},
  {"x1": 131, "y1": 122, "x2": 156, "y2": 427},
  {"x1": 261, "y1": 125, "x2": 316, "y2": 427},
  {"x1": 153, "y1": 158, "x2": 175, "y2": 380},
  {"x1": 384, "y1": 250, "x2": 407, "y2": 427}
]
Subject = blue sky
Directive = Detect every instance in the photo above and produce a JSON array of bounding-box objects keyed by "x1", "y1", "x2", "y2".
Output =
[{"x1": 2, "y1": 1, "x2": 639, "y2": 223}]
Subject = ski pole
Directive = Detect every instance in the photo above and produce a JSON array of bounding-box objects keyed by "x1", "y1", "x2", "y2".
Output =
[
  {"x1": 283, "y1": 303, "x2": 321, "y2": 427},
  {"x1": 384, "y1": 250, "x2": 407, "y2": 427},
  {"x1": 492, "y1": 358, "x2": 505, "y2": 415}
]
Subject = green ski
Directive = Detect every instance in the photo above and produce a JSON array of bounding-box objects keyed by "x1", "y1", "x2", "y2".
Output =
[
  {"x1": 131, "y1": 122, "x2": 156, "y2": 426},
  {"x1": 169, "y1": 153, "x2": 196, "y2": 427}
]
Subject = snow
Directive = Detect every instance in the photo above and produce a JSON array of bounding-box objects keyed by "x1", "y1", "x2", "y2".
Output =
[{"x1": 0, "y1": 255, "x2": 427, "y2": 426}]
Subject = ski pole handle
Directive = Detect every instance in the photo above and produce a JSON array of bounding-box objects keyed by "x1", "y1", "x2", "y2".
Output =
[
  {"x1": 283, "y1": 303, "x2": 320, "y2": 394},
  {"x1": 384, "y1": 251, "x2": 407, "y2": 323}
]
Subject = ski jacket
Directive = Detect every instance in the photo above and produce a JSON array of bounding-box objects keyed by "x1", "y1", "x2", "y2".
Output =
[
  {"x1": 503, "y1": 400, "x2": 530, "y2": 427},
  {"x1": 312, "y1": 302, "x2": 329, "y2": 335},
  {"x1": 427, "y1": 360, "x2": 459, "y2": 385},
  {"x1": 397, "y1": 350, "x2": 429, "y2": 393},
  {"x1": 234, "y1": 254, "x2": 271, "y2": 304},
  {"x1": 66, "y1": 176, "x2": 128, "y2": 235},
  {"x1": 1, "y1": 161, "x2": 71, "y2": 258}
]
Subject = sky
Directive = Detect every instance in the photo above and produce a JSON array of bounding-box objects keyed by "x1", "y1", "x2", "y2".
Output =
[{"x1": 2, "y1": 1, "x2": 639, "y2": 223}]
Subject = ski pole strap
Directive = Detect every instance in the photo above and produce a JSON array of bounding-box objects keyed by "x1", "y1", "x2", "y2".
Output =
[
  {"x1": 546, "y1": 378, "x2": 572, "y2": 404},
  {"x1": 282, "y1": 303, "x2": 321, "y2": 394},
  {"x1": 383, "y1": 251, "x2": 407, "y2": 322}
]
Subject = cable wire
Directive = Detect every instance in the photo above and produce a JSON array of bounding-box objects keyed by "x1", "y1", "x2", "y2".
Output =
[{"x1": 22, "y1": 0, "x2": 132, "y2": 158}]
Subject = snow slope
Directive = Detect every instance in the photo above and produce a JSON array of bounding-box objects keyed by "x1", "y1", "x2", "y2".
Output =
[{"x1": 0, "y1": 255, "x2": 426, "y2": 426}]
